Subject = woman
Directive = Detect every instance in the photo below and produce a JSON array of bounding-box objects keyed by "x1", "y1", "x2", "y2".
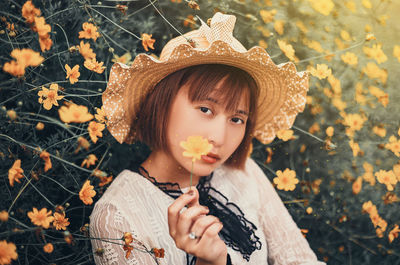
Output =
[{"x1": 90, "y1": 12, "x2": 325, "y2": 265}]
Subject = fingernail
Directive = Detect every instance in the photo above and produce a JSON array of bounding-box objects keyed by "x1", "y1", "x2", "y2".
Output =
[{"x1": 187, "y1": 190, "x2": 194, "y2": 196}]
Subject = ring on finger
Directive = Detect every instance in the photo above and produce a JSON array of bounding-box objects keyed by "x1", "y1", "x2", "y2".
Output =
[{"x1": 188, "y1": 231, "x2": 198, "y2": 240}]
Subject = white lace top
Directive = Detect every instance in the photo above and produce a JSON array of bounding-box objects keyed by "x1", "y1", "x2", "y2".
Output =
[{"x1": 90, "y1": 158, "x2": 326, "y2": 265}]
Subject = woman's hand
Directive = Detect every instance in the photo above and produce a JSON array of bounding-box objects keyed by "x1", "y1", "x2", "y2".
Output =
[{"x1": 167, "y1": 187, "x2": 227, "y2": 265}]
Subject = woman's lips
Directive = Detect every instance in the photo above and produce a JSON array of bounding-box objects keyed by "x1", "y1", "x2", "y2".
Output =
[{"x1": 201, "y1": 155, "x2": 219, "y2": 163}]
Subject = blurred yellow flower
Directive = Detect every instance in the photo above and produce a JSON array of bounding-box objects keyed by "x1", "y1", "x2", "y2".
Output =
[
  {"x1": 308, "y1": 122, "x2": 320, "y2": 134},
  {"x1": 276, "y1": 129, "x2": 294, "y2": 141},
  {"x1": 274, "y1": 20, "x2": 284, "y2": 35},
  {"x1": 65, "y1": 64, "x2": 80, "y2": 84},
  {"x1": 375, "y1": 170, "x2": 397, "y2": 191},
  {"x1": 22, "y1": 1, "x2": 41, "y2": 24},
  {"x1": 393, "y1": 45, "x2": 400, "y2": 62},
  {"x1": 309, "y1": 64, "x2": 332, "y2": 79},
  {"x1": 277, "y1": 40, "x2": 297, "y2": 61},
  {"x1": 111, "y1": 52, "x2": 132, "y2": 65},
  {"x1": 27, "y1": 207, "x2": 54, "y2": 229},
  {"x1": 8, "y1": 159, "x2": 24, "y2": 187},
  {"x1": 362, "y1": 62, "x2": 387, "y2": 84},
  {"x1": 308, "y1": 0, "x2": 334, "y2": 16},
  {"x1": 303, "y1": 39, "x2": 324, "y2": 53},
  {"x1": 306, "y1": 207, "x2": 313, "y2": 214},
  {"x1": 10, "y1": 48, "x2": 44, "y2": 67},
  {"x1": 95, "y1": 106, "x2": 107, "y2": 124},
  {"x1": 84, "y1": 58, "x2": 105, "y2": 74},
  {"x1": 363, "y1": 44, "x2": 388, "y2": 64},
  {"x1": 179, "y1": 135, "x2": 213, "y2": 162},
  {"x1": 385, "y1": 135, "x2": 400, "y2": 157},
  {"x1": 78, "y1": 41, "x2": 96, "y2": 60},
  {"x1": 349, "y1": 140, "x2": 361, "y2": 157},
  {"x1": 259, "y1": 9, "x2": 277, "y2": 23},
  {"x1": 378, "y1": 14, "x2": 389, "y2": 26},
  {"x1": 58, "y1": 103, "x2": 94, "y2": 123},
  {"x1": 39, "y1": 150, "x2": 52, "y2": 172},
  {"x1": 33, "y1": 16, "x2": 51, "y2": 38},
  {"x1": 365, "y1": 33, "x2": 375, "y2": 41},
  {"x1": 373, "y1": 126, "x2": 386, "y2": 138},
  {"x1": 79, "y1": 22, "x2": 100, "y2": 41},
  {"x1": 258, "y1": 40, "x2": 268, "y2": 49},
  {"x1": 74, "y1": 136, "x2": 90, "y2": 154},
  {"x1": 79, "y1": 180, "x2": 96, "y2": 205},
  {"x1": 0, "y1": 240, "x2": 18, "y2": 264},
  {"x1": 369, "y1": 86, "x2": 389, "y2": 107},
  {"x1": 362, "y1": 0, "x2": 372, "y2": 9},
  {"x1": 342, "y1": 113, "x2": 366, "y2": 132},
  {"x1": 340, "y1": 30, "x2": 351, "y2": 41},
  {"x1": 344, "y1": 1, "x2": 356, "y2": 13},
  {"x1": 43, "y1": 243, "x2": 54, "y2": 253},
  {"x1": 38, "y1": 84, "x2": 64, "y2": 110},
  {"x1": 352, "y1": 177, "x2": 362, "y2": 195},
  {"x1": 88, "y1": 121, "x2": 105, "y2": 143},
  {"x1": 362, "y1": 162, "x2": 375, "y2": 186},
  {"x1": 81, "y1": 154, "x2": 98, "y2": 168},
  {"x1": 389, "y1": 224, "x2": 400, "y2": 243},
  {"x1": 326, "y1": 126, "x2": 334, "y2": 137},
  {"x1": 273, "y1": 168, "x2": 299, "y2": 191},
  {"x1": 341, "y1": 52, "x2": 358, "y2": 65},
  {"x1": 362, "y1": 201, "x2": 377, "y2": 215},
  {"x1": 52, "y1": 212, "x2": 70, "y2": 230},
  {"x1": 0, "y1": 211, "x2": 9, "y2": 222},
  {"x1": 295, "y1": 21, "x2": 308, "y2": 33}
]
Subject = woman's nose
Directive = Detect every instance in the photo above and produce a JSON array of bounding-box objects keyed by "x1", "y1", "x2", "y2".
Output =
[{"x1": 207, "y1": 116, "x2": 227, "y2": 147}]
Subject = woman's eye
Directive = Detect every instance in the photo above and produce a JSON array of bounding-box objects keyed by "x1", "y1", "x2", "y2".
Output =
[
  {"x1": 231, "y1": 117, "x2": 245, "y2": 124},
  {"x1": 200, "y1": 107, "x2": 212, "y2": 115}
]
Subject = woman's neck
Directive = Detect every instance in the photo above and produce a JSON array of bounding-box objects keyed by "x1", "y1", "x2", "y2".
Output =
[{"x1": 140, "y1": 150, "x2": 201, "y2": 189}]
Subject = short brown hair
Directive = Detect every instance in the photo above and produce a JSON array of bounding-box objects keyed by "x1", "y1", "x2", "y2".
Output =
[{"x1": 135, "y1": 64, "x2": 259, "y2": 171}]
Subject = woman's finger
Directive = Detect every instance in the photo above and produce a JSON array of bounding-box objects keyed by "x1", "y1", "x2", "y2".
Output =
[
  {"x1": 176, "y1": 205, "x2": 209, "y2": 237},
  {"x1": 190, "y1": 215, "x2": 220, "y2": 240}
]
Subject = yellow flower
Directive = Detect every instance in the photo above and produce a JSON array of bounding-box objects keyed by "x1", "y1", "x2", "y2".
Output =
[
  {"x1": 81, "y1": 154, "x2": 98, "y2": 168},
  {"x1": 39, "y1": 150, "x2": 52, "y2": 172},
  {"x1": 52, "y1": 212, "x2": 70, "y2": 230},
  {"x1": 36, "y1": 122, "x2": 45, "y2": 130},
  {"x1": 79, "y1": 180, "x2": 96, "y2": 205},
  {"x1": 342, "y1": 113, "x2": 366, "y2": 132},
  {"x1": 274, "y1": 20, "x2": 284, "y2": 35},
  {"x1": 79, "y1": 22, "x2": 100, "y2": 41},
  {"x1": 273, "y1": 168, "x2": 299, "y2": 191},
  {"x1": 349, "y1": 140, "x2": 361, "y2": 157},
  {"x1": 296, "y1": 21, "x2": 308, "y2": 33},
  {"x1": 27, "y1": 207, "x2": 54, "y2": 229},
  {"x1": 306, "y1": 207, "x2": 313, "y2": 214},
  {"x1": 8, "y1": 159, "x2": 24, "y2": 187},
  {"x1": 385, "y1": 135, "x2": 400, "y2": 157},
  {"x1": 277, "y1": 39, "x2": 297, "y2": 62},
  {"x1": 362, "y1": 201, "x2": 377, "y2": 215},
  {"x1": 179, "y1": 135, "x2": 213, "y2": 162},
  {"x1": 276, "y1": 129, "x2": 294, "y2": 141},
  {"x1": 141, "y1": 33, "x2": 155, "y2": 52},
  {"x1": 369, "y1": 86, "x2": 388, "y2": 107},
  {"x1": 365, "y1": 33, "x2": 376, "y2": 41},
  {"x1": 0, "y1": 211, "x2": 9, "y2": 222},
  {"x1": 88, "y1": 121, "x2": 105, "y2": 143},
  {"x1": 38, "y1": 84, "x2": 64, "y2": 110},
  {"x1": 65, "y1": 64, "x2": 80, "y2": 84},
  {"x1": 84, "y1": 58, "x2": 105, "y2": 74},
  {"x1": 389, "y1": 224, "x2": 400, "y2": 243},
  {"x1": 308, "y1": 0, "x2": 334, "y2": 16},
  {"x1": 74, "y1": 136, "x2": 90, "y2": 154},
  {"x1": 10, "y1": 48, "x2": 44, "y2": 67},
  {"x1": 58, "y1": 103, "x2": 94, "y2": 123},
  {"x1": 33, "y1": 16, "x2": 51, "y2": 38},
  {"x1": 3, "y1": 60, "x2": 25, "y2": 76},
  {"x1": 375, "y1": 170, "x2": 397, "y2": 191},
  {"x1": 22, "y1": 1, "x2": 41, "y2": 24},
  {"x1": 43, "y1": 243, "x2": 54, "y2": 253},
  {"x1": 340, "y1": 30, "x2": 351, "y2": 41},
  {"x1": 341, "y1": 52, "x2": 358, "y2": 65},
  {"x1": 78, "y1": 41, "x2": 96, "y2": 60},
  {"x1": 309, "y1": 64, "x2": 332, "y2": 79},
  {"x1": 259, "y1": 9, "x2": 277, "y2": 23},
  {"x1": 344, "y1": 1, "x2": 356, "y2": 13},
  {"x1": 0, "y1": 240, "x2": 18, "y2": 264},
  {"x1": 362, "y1": 62, "x2": 387, "y2": 84},
  {"x1": 362, "y1": 0, "x2": 372, "y2": 9},
  {"x1": 326, "y1": 126, "x2": 334, "y2": 137},
  {"x1": 111, "y1": 52, "x2": 132, "y2": 64},
  {"x1": 363, "y1": 44, "x2": 388, "y2": 64},
  {"x1": 372, "y1": 126, "x2": 386, "y2": 138},
  {"x1": 352, "y1": 177, "x2": 362, "y2": 195},
  {"x1": 393, "y1": 45, "x2": 400, "y2": 62}
]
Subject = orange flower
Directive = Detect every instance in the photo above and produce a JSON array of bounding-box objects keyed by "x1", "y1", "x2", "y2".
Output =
[
  {"x1": 74, "y1": 137, "x2": 90, "y2": 154},
  {"x1": 39, "y1": 150, "x2": 52, "y2": 172},
  {"x1": 123, "y1": 243, "x2": 134, "y2": 259},
  {"x1": 79, "y1": 22, "x2": 100, "y2": 41},
  {"x1": 326, "y1": 126, "x2": 334, "y2": 137},
  {"x1": 43, "y1": 243, "x2": 54, "y2": 253},
  {"x1": 342, "y1": 113, "x2": 366, "y2": 132},
  {"x1": 38, "y1": 36, "x2": 53, "y2": 52},
  {"x1": 362, "y1": 201, "x2": 378, "y2": 216},
  {"x1": 349, "y1": 140, "x2": 361, "y2": 157},
  {"x1": 78, "y1": 41, "x2": 96, "y2": 60},
  {"x1": 58, "y1": 103, "x2": 94, "y2": 123},
  {"x1": 0, "y1": 211, "x2": 9, "y2": 222},
  {"x1": 3, "y1": 60, "x2": 25, "y2": 76},
  {"x1": 153, "y1": 248, "x2": 165, "y2": 258},
  {"x1": 11, "y1": 48, "x2": 44, "y2": 67},
  {"x1": 81, "y1": 154, "x2": 98, "y2": 168},
  {"x1": 362, "y1": 162, "x2": 375, "y2": 186},
  {"x1": 95, "y1": 106, "x2": 107, "y2": 124},
  {"x1": 341, "y1": 52, "x2": 358, "y2": 65},
  {"x1": 22, "y1": 1, "x2": 41, "y2": 24},
  {"x1": 352, "y1": 177, "x2": 362, "y2": 195},
  {"x1": 123, "y1": 232, "x2": 133, "y2": 245},
  {"x1": 53, "y1": 212, "x2": 70, "y2": 230},
  {"x1": 309, "y1": 0, "x2": 334, "y2": 16},
  {"x1": 27, "y1": 207, "x2": 54, "y2": 229},
  {"x1": 65, "y1": 64, "x2": 80, "y2": 84},
  {"x1": 79, "y1": 180, "x2": 96, "y2": 205},
  {"x1": 363, "y1": 44, "x2": 388, "y2": 64},
  {"x1": 389, "y1": 224, "x2": 400, "y2": 243},
  {"x1": 0, "y1": 240, "x2": 18, "y2": 264},
  {"x1": 33, "y1": 16, "x2": 51, "y2": 38},
  {"x1": 273, "y1": 168, "x2": 299, "y2": 191},
  {"x1": 88, "y1": 121, "x2": 105, "y2": 143},
  {"x1": 111, "y1": 52, "x2": 132, "y2": 64},
  {"x1": 362, "y1": 62, "x2": 387, "y2": 84},
  {"x1": 276, "y1": 129, "x2": 294, "y2": 141},
  {"x1": 141, "y1": 33, "x2": 156, "y2": 52},
  {"x1": 309, "y1": 64, "x2": 332, "y2": 79},
  {"x1": 277, "y1": 39, "x2": 297, "y2": 62},
  {"x1": 38, "y1": 84, "x2": 64, "y2": 110},
  {"x1": 84, "y1": 58, "x2": 105, "y2": 74},
  {"x1": 375, "y1": 170, "x2": 397, "y2": 191},
  {"x1": 385, "y1": 135, "x2": 400, "y2": 157},
  {"x1": 8, "y1": 159, "x2": 24, "y2": 187},
  {"x1": 99, "y1": 176, "x2": 113, "y2": 187}
]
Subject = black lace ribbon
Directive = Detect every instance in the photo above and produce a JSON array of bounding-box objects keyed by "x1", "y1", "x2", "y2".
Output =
[{"x1": 134, "y1": 165, "x2": 262, "y2": 264}]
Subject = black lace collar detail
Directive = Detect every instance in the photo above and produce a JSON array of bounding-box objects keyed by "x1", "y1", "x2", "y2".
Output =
[{"x1": 133, "y1": 165, "x2": 262, "y2": 263}]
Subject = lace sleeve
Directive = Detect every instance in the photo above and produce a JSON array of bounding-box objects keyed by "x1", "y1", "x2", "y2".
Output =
[
  {"x1": 90, "y1": 203, "x2": 162, "y2": 265},
  {"x1": 247, "y1": 158, "x2": 326, "y2": 265}
]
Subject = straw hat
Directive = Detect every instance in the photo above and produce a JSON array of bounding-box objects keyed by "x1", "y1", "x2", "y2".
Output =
[{"x1": 103, "y1": 12, "x2": 309, "y2": 145}]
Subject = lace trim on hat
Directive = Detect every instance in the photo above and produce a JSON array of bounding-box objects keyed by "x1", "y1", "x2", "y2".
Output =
[{"x1": 134, "y1": 165, "x2": 262, "y2": 264}]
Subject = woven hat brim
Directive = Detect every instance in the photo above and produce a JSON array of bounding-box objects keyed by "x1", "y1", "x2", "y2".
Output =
[{"x1": 103, "y1": 40, "x2": 309, "y2": 145}]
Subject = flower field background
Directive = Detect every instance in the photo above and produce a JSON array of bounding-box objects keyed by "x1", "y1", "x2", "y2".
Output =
[{"x1": 1, "y1": 0, "x2": 400, "y2": 264}]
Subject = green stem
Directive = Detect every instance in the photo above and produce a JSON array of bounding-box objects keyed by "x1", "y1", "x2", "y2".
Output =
[{"x1": 190, "y1": 160, "x2": 194, "y2": 190}]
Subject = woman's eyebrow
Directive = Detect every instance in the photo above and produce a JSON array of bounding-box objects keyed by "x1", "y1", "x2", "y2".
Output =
[{"x1": 206, "y1": 97, "x2": 249, "y2": 116}]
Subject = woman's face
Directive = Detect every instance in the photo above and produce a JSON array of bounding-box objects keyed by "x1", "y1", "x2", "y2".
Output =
[{"x1": 166, "y1": 76, "x2": 249, "y2": 177}]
